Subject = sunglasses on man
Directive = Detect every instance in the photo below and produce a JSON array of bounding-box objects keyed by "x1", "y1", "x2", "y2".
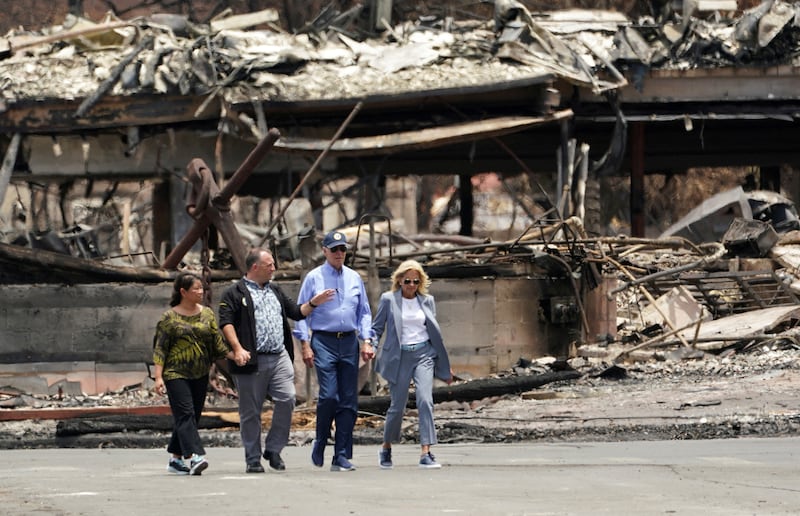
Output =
[{"x1": 328, "y1": 245, "x2": 347, "y2": 253}]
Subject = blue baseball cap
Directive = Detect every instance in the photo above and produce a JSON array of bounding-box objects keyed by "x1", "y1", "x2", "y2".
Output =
[{"x1": 322, "y1": 231, "x2": 349, "y2": 248}]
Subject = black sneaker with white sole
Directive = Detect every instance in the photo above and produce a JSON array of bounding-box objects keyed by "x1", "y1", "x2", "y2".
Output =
[
  {"x1": 167, "y1": 458, "x2": 190, "y2": 475},
  {"x1": 189, "y1": 455, "x2": 208, "y2": 475}
]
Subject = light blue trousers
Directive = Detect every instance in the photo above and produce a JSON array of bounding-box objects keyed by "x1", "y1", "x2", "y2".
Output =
[{"x1": 383, "y1": 343, "x2": 437, "y2": 446}]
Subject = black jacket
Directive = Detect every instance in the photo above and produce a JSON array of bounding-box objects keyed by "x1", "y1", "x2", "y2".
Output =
[{"x1": 218, "y1": 279, "x2": 305, "y2": 374}]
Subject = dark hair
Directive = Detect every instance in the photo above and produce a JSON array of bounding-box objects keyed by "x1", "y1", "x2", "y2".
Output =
[{"x1": 170, "y1": 272, "x2": 201, "y2": 306}]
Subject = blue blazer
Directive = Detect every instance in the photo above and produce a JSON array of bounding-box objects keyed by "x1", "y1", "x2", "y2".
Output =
[{"x1": 371, "y1": 289, "x2": 451, "y2": 384}]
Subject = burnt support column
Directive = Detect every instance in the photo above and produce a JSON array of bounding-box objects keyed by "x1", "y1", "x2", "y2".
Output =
[
  {"x1": 418, "y1": 176, "x2": 435, "y2": 232},
  {"x1": 759, "y1": 165, "x2": 781, "y2": 192},
  {"x1": 791, "y1": 165, "x2": 800, "y2": 210},
  {"x1": 151, "y1": 179, "x2": 171, "y2": 262},
  {"x1": 308, "y1": 183, "x2": 324, "y2": 230},
  {"x1": 630, "y1": 122, "x2": 645, "y2": 238},
  {"x1": 458, "y1": 173, "x2": 473, "y2": 237}
]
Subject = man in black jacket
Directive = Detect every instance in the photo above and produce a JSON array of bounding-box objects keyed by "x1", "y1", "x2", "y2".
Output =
[{"x1": 218, "y1": 248, "x2": 333, "y2": 473}]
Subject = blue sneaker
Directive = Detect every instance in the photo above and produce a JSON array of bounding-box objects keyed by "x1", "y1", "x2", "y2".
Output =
[
  {"x1": 419, "y1": 452, "x2": 441, "y2": 469},
  {"x1": 189, "y1": 454, "x2": 208, "y2": 475},
  {"x1": 167, "y1": 457, "x2": 189, "y2": 475},
  {"x1": 330, "y1": 455, "x2": 356, "y2": 472},
  {"x1": 311, "y1": 439, "x2": 325, "y2": 468},
  {"x1": 379, "y1": 448, "x2": 393, "y2": 470}
]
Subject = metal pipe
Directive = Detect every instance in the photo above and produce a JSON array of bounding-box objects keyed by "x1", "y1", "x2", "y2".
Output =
[{"x1": 259, "y1": 101, "x2": 363, "y2": 247}]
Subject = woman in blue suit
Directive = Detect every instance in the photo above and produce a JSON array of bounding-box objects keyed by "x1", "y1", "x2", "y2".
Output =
[{"x1": 371, "y1": 260, "x2": 452, "y2": 469}]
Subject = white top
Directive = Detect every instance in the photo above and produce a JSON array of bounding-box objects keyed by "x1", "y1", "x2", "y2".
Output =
[{"x1": 401, "y1": 297, "x2": 429, "y2": 345}]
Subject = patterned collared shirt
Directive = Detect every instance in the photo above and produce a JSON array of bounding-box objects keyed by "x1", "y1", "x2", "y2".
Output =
[{"x1": 243, "y1": 277, "x2": 284, "y2": 353}]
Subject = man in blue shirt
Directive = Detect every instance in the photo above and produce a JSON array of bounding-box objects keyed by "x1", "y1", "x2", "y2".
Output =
[{"x1": 294, "y1": 231, "x2": 375, "y2": 471}]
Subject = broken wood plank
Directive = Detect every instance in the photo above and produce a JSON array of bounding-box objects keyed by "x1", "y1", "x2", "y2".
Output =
[
  {"x1": 210, "y1": 8, "x2": 280, "y2": 32},
  {"x1": 0, "y1": 20, "x2": 134, "y2": 60},
  {"x1": 677, "y1": 305, "x2": 800, "y2": 350}
]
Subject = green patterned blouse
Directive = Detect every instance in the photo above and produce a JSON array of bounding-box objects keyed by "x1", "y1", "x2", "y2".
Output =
[{"x1": 152, "y1": 306, "x2": 229, "y2": 381}]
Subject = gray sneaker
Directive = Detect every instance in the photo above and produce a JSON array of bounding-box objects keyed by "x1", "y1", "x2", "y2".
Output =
[
  {"x1": 419, "y1": 452, "x2": 441, "y2": 469},
  {"x1": 379, "y1": 448, "x2": 393, "y2": 469},
  {"x1": 167, "y1": 458, "x2": 190, "y2": 475}
]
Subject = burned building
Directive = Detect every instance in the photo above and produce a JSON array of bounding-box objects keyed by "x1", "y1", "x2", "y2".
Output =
[{"x1": 1, "y1": 2, "x2": 800, "y2": 394}]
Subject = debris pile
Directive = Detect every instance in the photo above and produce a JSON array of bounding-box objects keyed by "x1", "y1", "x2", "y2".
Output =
[
  {"x1": 3, "y1": 4, "x2": 800, "y2": 447},
  {"x1": 2, "y1": 341, "x2": 800, "y2": 448},
  {"x1": 587, "y1": 186, "x2": 800, "y2": 364}
]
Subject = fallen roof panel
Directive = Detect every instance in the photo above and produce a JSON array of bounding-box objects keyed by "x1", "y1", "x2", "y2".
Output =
[{"x1": 274, "y1": 110, "x2": 573, "y2": 156}]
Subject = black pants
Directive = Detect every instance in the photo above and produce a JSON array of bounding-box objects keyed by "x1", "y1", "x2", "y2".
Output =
[{"x1": 165, "y1": 375, "x2": 208, "y2": 458}]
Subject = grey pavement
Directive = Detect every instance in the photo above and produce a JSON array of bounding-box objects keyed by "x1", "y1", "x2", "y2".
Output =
[{"x1": 2, "y1": 438, "x2": 800, "y2": 515}]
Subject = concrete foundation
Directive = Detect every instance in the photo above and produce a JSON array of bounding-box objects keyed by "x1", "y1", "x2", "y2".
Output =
[{"x1": 0, "y1": 274, "x2": 604, "y2": 395}]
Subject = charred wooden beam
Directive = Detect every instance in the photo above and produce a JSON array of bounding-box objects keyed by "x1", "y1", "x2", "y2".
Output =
[
  {"x1": 0, "y1": 404, "x2": 172, "y2": 422},
  {"x1": 358, "y1": 370, "x2": 581, "y2": 415},
  {"x1": 55, "y1": 413, "x2": 235, "y2": 437},
  {"x1": 0, "y1": 95, "x2": 219, "y2": 133}
]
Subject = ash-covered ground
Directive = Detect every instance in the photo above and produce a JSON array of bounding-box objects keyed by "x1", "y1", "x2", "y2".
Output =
[{"x1": 2, "y1": 346, "x2": 800, "y2": 450}]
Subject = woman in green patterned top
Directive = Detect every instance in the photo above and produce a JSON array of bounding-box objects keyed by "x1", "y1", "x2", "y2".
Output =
[{"x1": 153, "y1": 272, "x2": 233, "y2": 476}]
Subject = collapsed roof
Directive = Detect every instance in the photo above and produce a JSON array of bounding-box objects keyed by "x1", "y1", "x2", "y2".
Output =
[{"x1": 0, "y1": 2, "x2": 799, "y2": 179}]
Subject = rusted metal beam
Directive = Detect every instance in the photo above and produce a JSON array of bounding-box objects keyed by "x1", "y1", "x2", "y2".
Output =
[
  {"x1": 161, "y1": 128, "x2": 281, "y2": 272},
  {"x1": 259, "y1": 102, "x2": 363, "y2": 246}
]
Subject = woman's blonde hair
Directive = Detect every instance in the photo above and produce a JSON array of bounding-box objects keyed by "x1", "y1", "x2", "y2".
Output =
[{"x1": 390, "y1": 259, "x2": 430, "y2": 295}]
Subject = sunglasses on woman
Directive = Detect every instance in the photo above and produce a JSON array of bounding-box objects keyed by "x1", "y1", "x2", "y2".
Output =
[{"x1": 403, "y1": 278, "x2": 420, "y2": 285}]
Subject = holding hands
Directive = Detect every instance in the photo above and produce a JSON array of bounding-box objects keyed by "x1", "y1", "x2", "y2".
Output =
[
  {"x1": 233, "y1": 347, "x2": 251, "y2": 367},
  {"x1": 360, "y1": 340, "x2": 375, "y2": 362}
]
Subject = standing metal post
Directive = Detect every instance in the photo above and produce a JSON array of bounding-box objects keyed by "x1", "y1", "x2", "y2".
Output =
[
  {"x1": 352, "y1": 213, "x2": 393, "y2": 396},
  {"x1": 367, "y1": 218, "x2": 380, "y2": 396}
]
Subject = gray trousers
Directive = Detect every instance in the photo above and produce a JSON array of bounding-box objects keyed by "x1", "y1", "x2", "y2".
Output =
[
  {"x1": 234, "y1": 351, "x2": 296, "y2": 465},
  {"x1": 383, "y1": 344, "x2": 437, "y2": 446}
]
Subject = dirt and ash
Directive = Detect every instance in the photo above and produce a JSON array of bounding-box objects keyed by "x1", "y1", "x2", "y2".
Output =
[{"x1": 2, "y1": 345, "x2": 800, "y2": 449}]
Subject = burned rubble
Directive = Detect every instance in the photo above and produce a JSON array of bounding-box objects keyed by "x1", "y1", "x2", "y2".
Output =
[
  {"x1": 4, "y1": 197, "x2": 800, "y2": 448},
  {"x1": 3, "y1": 3, "x2": 800, "y2": 449},
  {"x1": 2, "y1": 341, "x2": 800, "y2": 449}
]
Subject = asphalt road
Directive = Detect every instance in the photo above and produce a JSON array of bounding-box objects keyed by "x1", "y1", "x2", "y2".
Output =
[{"x1": 1, "y1": 438, "x2": 799, "y2": 515}]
